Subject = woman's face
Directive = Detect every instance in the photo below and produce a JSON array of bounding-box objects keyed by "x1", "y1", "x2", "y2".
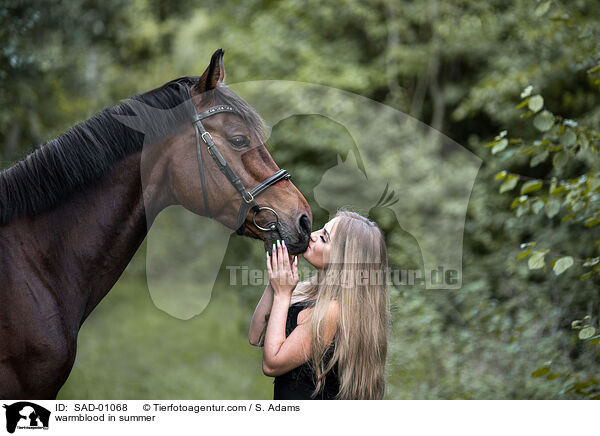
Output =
[{"x1": 301, "y1": 217, "x2": 340, "y2": 270}]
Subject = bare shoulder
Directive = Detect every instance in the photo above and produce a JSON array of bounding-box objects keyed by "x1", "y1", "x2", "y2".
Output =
[{"x1": 297, "y1": 306, "x2": 313, "y2": 326}]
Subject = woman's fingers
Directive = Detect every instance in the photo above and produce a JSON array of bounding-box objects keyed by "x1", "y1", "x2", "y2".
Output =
[
  {"x1": 292, "y1": 255, "x2": 298, "y2": 280},
  {"x1": 270, "y1": 243, "x2": 277, "y2": 276},
  {"x1": 276, "y1": 240, "x2": 283, "y2": 273},
  {"x1": 269, "y1": 241, "x2": 298, "y2": 283},
  {"x1": 281, "y1": 240, "x2": 290, "y2": 272},
  {"x1": 266, "y1": 250, "x2": 272, "y2": 276}
]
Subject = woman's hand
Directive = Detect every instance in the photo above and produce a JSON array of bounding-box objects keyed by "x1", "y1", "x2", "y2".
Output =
[{"x1": 266, "y1": 240, "x2": 298, "y2": 299}]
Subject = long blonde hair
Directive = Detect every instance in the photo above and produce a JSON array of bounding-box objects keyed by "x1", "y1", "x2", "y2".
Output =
[{"x1": 290, "y1": 209, "x2": 390, "y2": 399}]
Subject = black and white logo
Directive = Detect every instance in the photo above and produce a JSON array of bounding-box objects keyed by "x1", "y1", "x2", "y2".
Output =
[{"x1": 3, "y1": 402, "x2": 50, "y2": 433}]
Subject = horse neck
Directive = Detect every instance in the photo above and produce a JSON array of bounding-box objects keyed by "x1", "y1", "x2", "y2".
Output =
[{"x1": 16, "y1": 151, "x2": 156, "y2": 324}]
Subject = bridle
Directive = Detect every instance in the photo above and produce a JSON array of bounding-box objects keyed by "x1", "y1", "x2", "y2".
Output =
[{"x1": 192, "y1": 104, "x2": 291, "y2": 236}]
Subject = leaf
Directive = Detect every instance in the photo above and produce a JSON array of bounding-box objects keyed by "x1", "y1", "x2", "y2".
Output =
[
  {"x1": 533, "y1": 110, "x2": 554, "y2": 132},
  {"x1": 579, "y1": 327, "x2": 596, "y2": 340},
  {"x1": 550, "y1": 183, "x2": 565, "y2": 196},
  {"x1": 532, "y1": 200, "x2": 545, "y2": 214},
  {"x1": 516, "y1": 99, "x2": 529, "y2": 109},
  {"x1": 491, "y1": 139, "x2": 508, "y2": 154},
  {"x1": 518, "y1": 249, "x2": 532, "y2": 260},
  {"x1": 516, "y1": 203, "x2": 528, "y2": 217},
  {"x1": 552, "y1": 151, "x2": 568, "y2": 168},
  {"x1": 535, "y1": 1, "x2": 551, "y2": 16},
  {"x1": 528, "y1": 251, "x2": 546, "y2": 270},
  {"x1": 584, "y1": 217, "x2": 600, "y2": 227},
  {"x1": 545, "y1": 198, "x2": 561, "y2": 218},
  {"x1": 520, "y1": 85, "x2": 533, "y2": 98},
  {"x1": 500, "y1": 175, "x2": 518, "y2": 193},
  {"x1": 510, "y1": 196, "x2": 523, "y2": 210},
  {"x1": 528, "y1": 95, "x2": 544, "y2": 112},
  {"x1": 531, "y1": 366, "x2": 550, "y2": 377},
  {"x1": 520, "y1": 180, "x2": 543, "y2": 194},
  {"x1": 495, "y1": 170, "x2": 507, "y2": 180},
  {"x1": 553, "y1": 256, "x2": 574, "y2": 275},
  {"x1": 495, "y1": 130, "x2": 508, "y2": 140},
  {"x1": 580, "y1": 271, "x2": 594, "y2": 280},
  {"x1": 530, "y1": 150, "x2": 549, "y2": 167},
  {"x1": 559, "y1": 130, "x2": 576, "y2": 147}
]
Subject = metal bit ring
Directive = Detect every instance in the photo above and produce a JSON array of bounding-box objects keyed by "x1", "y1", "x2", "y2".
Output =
[{"x1": 252, "y1": 206, "x2": 280, "y2": 232}]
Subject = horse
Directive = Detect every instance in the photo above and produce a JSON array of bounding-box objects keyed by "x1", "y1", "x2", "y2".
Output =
[{"x1": 0, "y1": 49, "x2": 312, "y2": 399}]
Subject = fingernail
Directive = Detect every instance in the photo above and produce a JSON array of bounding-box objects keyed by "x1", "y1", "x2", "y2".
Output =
[
  {"x1": 282, "y1": 240, "x2": 286, "y2": 247},
  {"x1": 277, "y1": 240, "x2": 280, "y2": 247},
  {"x1": 272, "y1": 243, "x2": 276, "y2": 252}
]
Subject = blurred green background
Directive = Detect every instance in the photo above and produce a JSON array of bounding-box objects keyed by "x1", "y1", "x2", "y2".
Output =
[{"x1": 1, "y1": 0, "x2": 599, "y2": 399}]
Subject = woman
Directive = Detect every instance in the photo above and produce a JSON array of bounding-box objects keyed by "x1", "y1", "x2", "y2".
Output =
[{"x1": 248, "y1": 209, "x2": 390, "y2": 400}]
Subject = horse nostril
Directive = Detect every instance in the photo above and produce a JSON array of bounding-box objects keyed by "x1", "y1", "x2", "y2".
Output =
[{"x1": 297, "y1": 214, "x2": 312, "y2": 237}]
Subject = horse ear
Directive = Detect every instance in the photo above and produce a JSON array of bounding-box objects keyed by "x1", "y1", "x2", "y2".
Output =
[{"x1": 194, "y1": 48, "x2": 226, "y2": 93}]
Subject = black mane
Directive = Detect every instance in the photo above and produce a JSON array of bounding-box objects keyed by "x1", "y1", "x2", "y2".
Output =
[{"x1": 0, "y1": 77, "x2": 265, "y2": 226}]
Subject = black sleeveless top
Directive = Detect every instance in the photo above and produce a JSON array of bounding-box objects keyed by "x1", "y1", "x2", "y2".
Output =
[{"x1": 273, "y1": 300, "x2": 340, "y2": 400}]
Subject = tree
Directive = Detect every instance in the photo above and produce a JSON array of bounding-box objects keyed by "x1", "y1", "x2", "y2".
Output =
[{"x1": 483, "y1": 1, "x2": 600, "y2": 398}]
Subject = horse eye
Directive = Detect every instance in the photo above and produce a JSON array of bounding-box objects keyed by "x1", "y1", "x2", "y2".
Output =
[{"x1": 228, "y1": 135, "x2": 250, "y2": 148}]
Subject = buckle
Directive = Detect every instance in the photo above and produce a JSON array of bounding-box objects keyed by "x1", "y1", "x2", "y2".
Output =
[
  {"x1": 242, "y1": 191, "x2": 255, "y2": 204},
  {"x1": 201, "y1": 131, "x2": 213, "y2": 144}
]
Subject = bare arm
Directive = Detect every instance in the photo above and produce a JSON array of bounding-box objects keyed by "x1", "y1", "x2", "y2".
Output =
[
  {"x1": 248, "y1": 282, "x2": 274, "y2": 346},
  {"x1": 262, "y1": 299, "x2": 340, "y2": 377},
  {"x1": 262, "y1": 293, "x2": 292, "y2": 364}
]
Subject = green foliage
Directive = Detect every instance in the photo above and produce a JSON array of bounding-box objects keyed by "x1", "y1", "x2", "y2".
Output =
[
  {"x1": 484, "y1": 1, "x2": 600, "y2": 398},
  {"x1": 552, "y1": 256, "x2": 573, "y2": 276},
  {"x1": 493, "y1": 85, "x2": 600, "y2": 279}
]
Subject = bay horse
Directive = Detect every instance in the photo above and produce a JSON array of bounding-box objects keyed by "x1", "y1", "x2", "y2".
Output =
[{"x1": 0, "y1": 49, "x2": 312, "y2": 399}]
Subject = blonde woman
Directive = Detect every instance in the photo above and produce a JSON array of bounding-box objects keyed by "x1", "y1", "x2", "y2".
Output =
[{"x1": 249, "y1": 210, "x2": 390, "y2": 400}]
